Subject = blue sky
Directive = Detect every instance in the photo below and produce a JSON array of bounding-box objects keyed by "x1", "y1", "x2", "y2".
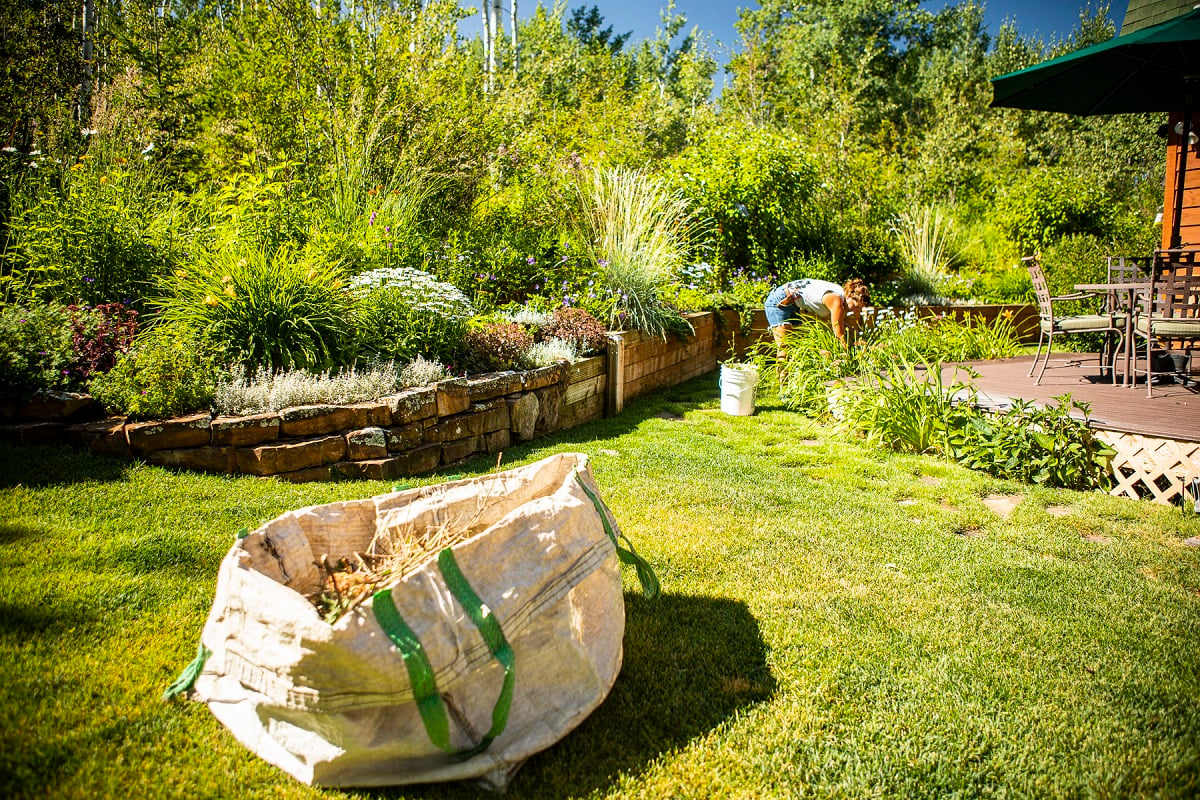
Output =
[{"x1": 464, "y1": 1, "x2": 1130, "y2": 55}]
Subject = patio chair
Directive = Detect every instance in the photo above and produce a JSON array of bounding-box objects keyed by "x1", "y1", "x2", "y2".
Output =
[
  {"x1": 1025, "y1": 256, "x2": 1126, "y2": 385},
  {"x1": 1132, "y1": 249, "x2": 1200, "y2": 397}
]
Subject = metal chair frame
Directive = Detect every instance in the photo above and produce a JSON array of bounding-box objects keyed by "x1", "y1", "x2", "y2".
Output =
[
  {"x1": 1132, "y1": 249, "x2": 1200, "y2": 397},
  {"x1": 1025, "y1": 256, "x2": 1126, "y2": 385}
]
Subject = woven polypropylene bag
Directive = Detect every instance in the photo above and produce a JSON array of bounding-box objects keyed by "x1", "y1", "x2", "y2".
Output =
[{"x1": 181, "y1": 452, "x2": 650, "y2": 789}]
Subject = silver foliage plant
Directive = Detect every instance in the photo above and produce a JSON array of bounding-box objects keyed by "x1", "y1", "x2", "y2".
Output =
[
  {"x1": 213, "y1": 358, "x2": 449, "y2": 415},
  {"x1": 523, "y1": 338, "x2": 578, "y2": 367}
]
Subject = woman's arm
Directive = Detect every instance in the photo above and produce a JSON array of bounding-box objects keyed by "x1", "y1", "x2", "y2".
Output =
[{"x1": 824, "y1": 293, "x2": 847, "y2": 345}]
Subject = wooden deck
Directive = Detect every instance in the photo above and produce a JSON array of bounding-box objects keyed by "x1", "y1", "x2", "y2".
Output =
[{"x1": 943, "y1": 354, "x2": 1199, "y2": 443}]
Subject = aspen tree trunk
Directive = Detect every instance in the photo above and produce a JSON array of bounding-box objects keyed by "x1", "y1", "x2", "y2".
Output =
[
  {"x1": 79, "y1": 0, "x2": 97, "y2": 122},
  {"x1": 481, "y1": 0, "x2": 492, "y2": 92},
  {"x1": 488, "y1": 0, "x2": 501, "y2": 88},
  {"x1": 510, "y1": 0, "x2": 518, "y2": 75}
]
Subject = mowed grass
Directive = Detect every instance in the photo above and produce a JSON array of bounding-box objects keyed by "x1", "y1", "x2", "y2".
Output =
[{"x1": 2, "y1": 375, "x2": 1199, "y2": 799}]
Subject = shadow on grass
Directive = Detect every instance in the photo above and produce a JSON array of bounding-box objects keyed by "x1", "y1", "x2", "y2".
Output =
[
  {"x1": 375, "y1": 593, "x2": 776, "y2": 800},
  {"x1": 0, "y1": 442, "x2": 132, "y2": 488}
]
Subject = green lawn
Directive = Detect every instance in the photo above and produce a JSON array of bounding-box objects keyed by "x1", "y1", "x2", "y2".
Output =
[{"x1": 2, "y1": 375, "x2": 1199, "y2": 799}]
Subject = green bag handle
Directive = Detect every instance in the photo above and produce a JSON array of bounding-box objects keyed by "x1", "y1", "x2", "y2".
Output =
[
  {"x1": 575, "y1": 473, "x2": 661, "y2": 600},
  {"x1": 162, "y1": 642, "x2": 211, "y2": 701},
  {"x1": 372, "y1": 547, "x2": 515, "y2": 759}
]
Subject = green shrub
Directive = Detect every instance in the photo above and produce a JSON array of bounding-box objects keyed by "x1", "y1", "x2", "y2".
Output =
[
  {"x1": 946, "y1": 395, "x2": 1115, "y2": 491},
  {"x1": 5, "y1": 158, "x2": 179, "y2": 307},
  {"x1": 0, "y1": 302, "x2": 75, "y2": 398},
  {"x1": 88, "y1": 329, "x2": 221, "y2": 419},
  {"x1": 998, "y1": 168, "x2": 1114, "y2": 255},
  {"x1": 350, "y1": 266, "x2": 474, "y2": 365},
  {"x1": 156, "y1": 244, "x2": 356, "y2": 375},
  {"x1": 668, "y1": 123, "x2": 822, "y2": 282},
  {"x1": 832, "y1": 354, "x2": 1115, "y2": 491}
]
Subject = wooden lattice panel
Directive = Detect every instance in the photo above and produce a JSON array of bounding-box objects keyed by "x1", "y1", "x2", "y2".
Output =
[{"x1": 1095, "y1": 430, "x2": 1200, "y2": 504}]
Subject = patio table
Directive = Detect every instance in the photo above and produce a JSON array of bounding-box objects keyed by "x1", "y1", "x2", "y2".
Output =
[{"x1": 1074, "y1": 280, "x2": 1154, "y2": 387}]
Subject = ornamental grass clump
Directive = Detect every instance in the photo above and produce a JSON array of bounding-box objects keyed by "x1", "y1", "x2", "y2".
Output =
[
  {"x1": 576, "y1": 168, "x2": 695, "y2": 338},
  {"x1": 350, "y1": 266, "x2": 474, "y2": 365},
  {"x1": 891, "y1": 205, "x2": 957, "y2": 304},
  {"x1": 156, "y1": 244, "x2": 356, "y2": 375}
]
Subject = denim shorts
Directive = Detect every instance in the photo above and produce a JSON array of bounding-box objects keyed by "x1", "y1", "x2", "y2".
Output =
[{"x1": 764, "y1": 284, "x2": 805, "y2": 328}]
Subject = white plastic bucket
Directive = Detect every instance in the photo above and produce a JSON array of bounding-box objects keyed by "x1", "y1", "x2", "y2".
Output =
[{"x1": 719, "y1": 363, "x2": 759, "y2": 416}]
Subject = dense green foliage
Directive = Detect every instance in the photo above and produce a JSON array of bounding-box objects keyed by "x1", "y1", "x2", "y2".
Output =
[{"x1": 0, "y1": 0, "x2": 1168, "y2": 419}]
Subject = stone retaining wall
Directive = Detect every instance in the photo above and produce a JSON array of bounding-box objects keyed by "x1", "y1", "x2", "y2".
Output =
[{"x1": 1, "y1": 361, "x2": 605, "y2": 482}]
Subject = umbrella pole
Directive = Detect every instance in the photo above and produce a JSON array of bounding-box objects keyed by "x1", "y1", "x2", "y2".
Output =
[{"x1": 1172, "y1": 95, "x2": 1193, "y2": 249}]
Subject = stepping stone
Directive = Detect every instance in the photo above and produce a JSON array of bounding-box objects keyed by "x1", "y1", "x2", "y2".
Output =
[
  {"x1": 918, "y1": 475, "x2": 942, "y2": 486},
  {"x1": 1046, "y1": 506, "x2": 1072, "y2": 517},
  {"x1": 982, "y1": 494, "x2": 1023, "y2": 518},
  {"x1": 1083, "y1": 534, "x2": 1115, "y2": 544},
  {"x1": 1185, "y1": 537, "x2": 1200, "y2": 548}
]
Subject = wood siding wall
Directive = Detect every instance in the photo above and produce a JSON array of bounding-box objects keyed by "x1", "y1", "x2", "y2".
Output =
[{"x1": 1162, "y1": 110, "x2": 1200, "y2": 249}]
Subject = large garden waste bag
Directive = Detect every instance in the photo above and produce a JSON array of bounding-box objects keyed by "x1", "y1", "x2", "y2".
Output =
[{"x1": 165, "y1": 452, "x2": 658, "y2": 789}]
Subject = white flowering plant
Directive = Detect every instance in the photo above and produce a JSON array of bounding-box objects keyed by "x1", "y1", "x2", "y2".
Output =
[{"x1": 351, "y1": 267, "x2": 475, "y2": 364}]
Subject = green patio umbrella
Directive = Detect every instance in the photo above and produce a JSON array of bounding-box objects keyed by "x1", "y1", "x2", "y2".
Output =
[
  {"x1": 990, "y1": 7, "x2": 1200, "y2": 246},
  {"x1": 990, "y1": 8, "x2": 1200, "y2": 116}
]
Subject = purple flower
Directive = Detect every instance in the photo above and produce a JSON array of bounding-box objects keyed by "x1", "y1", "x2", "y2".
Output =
[
  {"x1": 526, "y1": 256, "x2": 536, "y2": 265},
  {"x1": 599, "y1": 259, "x2": 609, "y2": 267},
  {"x1": 384, "y1": 226, "x2": 390, "y2": 234},
  {"x1": 533, "y1": 283, "x2": 540, "y2": 291},
  {"x1": 369, "y1": 212, "x2": 377, "y2": 225}
]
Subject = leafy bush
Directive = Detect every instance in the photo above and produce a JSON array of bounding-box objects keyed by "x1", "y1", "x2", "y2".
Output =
[
  {"x1": 0, "y1": 302, "x2": 75, "y2": 398},
  {"x1": 89, "y1": 329, "x2": 221, "y2": 419},
  {"x1": 156, "y1": 244, "x2": 356, "y2": 375},
  {"x1": 212, "y1": 364, "x2": 405, "y2": 415},
  {"x1": 539, "y1": 306, "x2": 609, "y2": 355},
  {"x1": 946, "y1": 396, "x2": 1115, "y2": 491},
  {"x1": 832, "y1": 355, "x2": 1115, "y2": 490},
  {"x1": 998, "y1": 168, "x2": 1114, "y2": 255},
  {"x1": 69, "y1": 302, "x2": 138, "y2": 380},
  {"x1": 351, "y1": 266, "x2": 474, "y2": 365},
  {"x1": 668, "y1": 123, "x2": 822, "y2": 282},
  {"x1": 5, "y1": 158, "x2": 179, "y2": 307},
  {"x1": 462, "y1": 321, "x2": 534, "y2": 372}
]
